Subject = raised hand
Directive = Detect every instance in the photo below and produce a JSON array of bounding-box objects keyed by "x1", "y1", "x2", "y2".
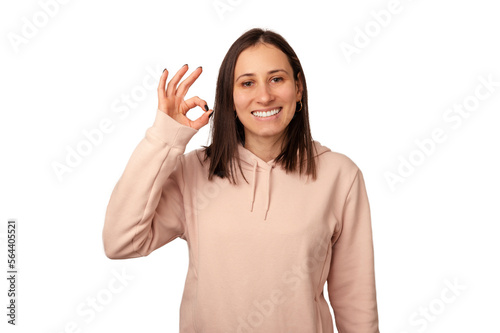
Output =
[{"x1": 157, "y1": 64, "x2": 213, "y2": 130}]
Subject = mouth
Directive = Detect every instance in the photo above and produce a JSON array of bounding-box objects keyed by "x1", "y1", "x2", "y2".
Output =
[{"x1": 251, "y1": 107, "x2": 282, "y2": 118}]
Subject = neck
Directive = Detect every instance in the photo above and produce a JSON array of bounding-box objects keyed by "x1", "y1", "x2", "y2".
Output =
[{"x1": 243, "y1": 135, "x2": 284, "y2": 163}]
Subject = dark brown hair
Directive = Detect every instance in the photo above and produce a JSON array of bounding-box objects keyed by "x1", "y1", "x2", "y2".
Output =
[{"x1": 201, "y1": 28, "x2": 318, "y2": 185}]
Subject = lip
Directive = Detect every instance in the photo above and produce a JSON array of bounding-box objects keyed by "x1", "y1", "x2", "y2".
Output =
[{"x1": 251, "y1": 107, "x2": 282, "y2": 120}]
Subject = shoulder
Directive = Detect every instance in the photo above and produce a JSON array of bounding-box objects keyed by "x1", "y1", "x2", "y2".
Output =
[
  {"x1": 312, "y1": 140, "x2": 360, "y2": 176},
  {"x1": 312, "y1": 140, "x2": 365, "y2": 200}
]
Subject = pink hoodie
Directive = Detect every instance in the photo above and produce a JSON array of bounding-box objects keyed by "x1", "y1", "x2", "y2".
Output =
[{"x1": 102, "y1": 109, "x2": 380, "y2": 332}]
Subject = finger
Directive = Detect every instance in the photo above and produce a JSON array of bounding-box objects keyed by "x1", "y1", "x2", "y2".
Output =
[
  {"x1": 191, "y1": 108, "x2": 213, "y2": 130},
  {"x1": 157, "y1": 68, "x2": 169, "y2": 98},
  {"x1": 176, "y1": 66, "x2": 203, "y2": 98},
  {"x1": 166, "y1": 64, "x2": 189, "y2": 97},
  {"x1": 183, "y1": 96, "x2": 209, "y2": 114}
]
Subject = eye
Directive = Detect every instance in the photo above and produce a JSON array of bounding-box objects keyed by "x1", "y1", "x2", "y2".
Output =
[
  {"x1": 271, "y1": 77, "x2": 283, "y2": 83},
  {"x1": 242, "y1": 81, "x2": 253, "y2": 87}
]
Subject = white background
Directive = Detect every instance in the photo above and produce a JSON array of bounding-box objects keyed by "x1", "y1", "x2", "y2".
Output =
[{"x1": 1, "y1": 0, "x2": 499, "y2": 332}]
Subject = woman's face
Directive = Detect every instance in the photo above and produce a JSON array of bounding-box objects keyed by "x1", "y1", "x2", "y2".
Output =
[{"x1": 233, "y1": 43, "x2": 302, "y2": 145}]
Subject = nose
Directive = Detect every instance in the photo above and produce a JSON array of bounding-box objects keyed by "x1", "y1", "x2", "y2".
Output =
[{"x1": 256, "y1": 82, "x2": 274, "y2": 104}]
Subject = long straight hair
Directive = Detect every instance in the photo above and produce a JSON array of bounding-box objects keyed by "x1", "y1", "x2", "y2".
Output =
[{"x1": 202, "y1": 28, "x2": 318, "y2": 185}]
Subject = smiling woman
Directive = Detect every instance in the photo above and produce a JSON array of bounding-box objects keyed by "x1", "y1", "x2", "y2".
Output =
[
  {"x1": 102, "y1": 27, "x2": 380, "y2": 333},
  {"x1": 204, "y1": 28, "x2": 316, "y2": 184}
]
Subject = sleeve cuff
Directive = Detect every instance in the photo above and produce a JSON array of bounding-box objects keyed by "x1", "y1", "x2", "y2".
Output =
[{"x1": 148, "y1": 109, "x2": 199, "y2": 147}]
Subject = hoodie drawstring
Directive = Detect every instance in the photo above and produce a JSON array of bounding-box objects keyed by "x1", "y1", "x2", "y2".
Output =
[
  {"x1": 240, "y1": 140, "x2": 326, "y2": 222},
  {"x1": 249, "y1": 159, "x2": 258, "y2": 212},
  {"x1": 249, "y1": 158, "x2": 274, "y2": 221},
  {"x1": 263, "y1": 165, "x2": 274, "y2": 220}
]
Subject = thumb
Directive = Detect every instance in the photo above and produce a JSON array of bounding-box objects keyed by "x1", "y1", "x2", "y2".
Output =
[{"x1": 191, "y1": 109, "x2": 213, "y2": 130}]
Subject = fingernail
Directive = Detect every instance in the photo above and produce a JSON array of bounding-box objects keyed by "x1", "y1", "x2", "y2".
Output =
[
  {"x1": 183, "y1": 64, "x2": 188, "y2": 68},
  {"x1": 209, "y1": 110, "x2": 214, "y2": 119},
  {"x1": 163, "y1": 68, "x2": 167, "y2": 73},
  {"x1": 204, "y1": 105, "x2": 209, "y2": 111},
  {"x1": 198, "y1": 66, "x2": 203, "y2": 70}
]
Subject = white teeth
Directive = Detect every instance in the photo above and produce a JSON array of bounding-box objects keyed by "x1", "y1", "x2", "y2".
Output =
[{"x1": 252, "y1": 108, "x2": 281, "y2": 118}]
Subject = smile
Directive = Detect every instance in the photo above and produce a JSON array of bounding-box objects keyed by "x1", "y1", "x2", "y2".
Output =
[{"x1": 251, "y1": 107, "x2": 282, "y2": 118}]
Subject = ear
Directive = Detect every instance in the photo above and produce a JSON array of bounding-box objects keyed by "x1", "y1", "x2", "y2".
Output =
[{"x1": 295, "y1": 72, "x2": 304, "y2": 102}]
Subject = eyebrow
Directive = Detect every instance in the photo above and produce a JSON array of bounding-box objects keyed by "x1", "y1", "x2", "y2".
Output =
[{"x1": 235, "y1": 69, "x2": 289, "y2": 82}]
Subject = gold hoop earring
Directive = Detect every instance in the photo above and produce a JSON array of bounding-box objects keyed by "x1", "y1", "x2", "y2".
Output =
[{"x1": 297, "y1": 100, "x2": 303, "y2": 112}]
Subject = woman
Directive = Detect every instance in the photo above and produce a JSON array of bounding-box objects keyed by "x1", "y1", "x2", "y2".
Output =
[{"x1": 102, "y1": 28, "x2": 380, "y2": 332}]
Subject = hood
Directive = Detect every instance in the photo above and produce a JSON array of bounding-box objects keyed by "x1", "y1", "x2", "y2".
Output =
[{"x1": 236, "y1": 140, "x2": 331, "y2": 221}]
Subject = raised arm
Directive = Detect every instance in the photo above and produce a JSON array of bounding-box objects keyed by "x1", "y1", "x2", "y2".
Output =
[{"x1": 102, "y1": 65, "x2": 213, "y2": 259}]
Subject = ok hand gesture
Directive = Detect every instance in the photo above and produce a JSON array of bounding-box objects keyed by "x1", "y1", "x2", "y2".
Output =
[{"x1": 157, "y1": 64, "x2": 213, "y2": 130}]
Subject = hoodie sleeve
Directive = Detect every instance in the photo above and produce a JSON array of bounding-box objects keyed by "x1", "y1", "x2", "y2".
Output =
[
  {"x1": 102, "y1": 109, "x2": 198, "y2": 259},
  {"x1": 327, "y1": 168, "x2": 380, "y2": 332}
]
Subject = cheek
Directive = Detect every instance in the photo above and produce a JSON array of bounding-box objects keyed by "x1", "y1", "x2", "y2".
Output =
[
  {"x1": 233, "y1": 91, "x2": 251, "y2": 109},
  {"x1": 279, "y1": 84, "x2": 298, "y2": 102}
]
